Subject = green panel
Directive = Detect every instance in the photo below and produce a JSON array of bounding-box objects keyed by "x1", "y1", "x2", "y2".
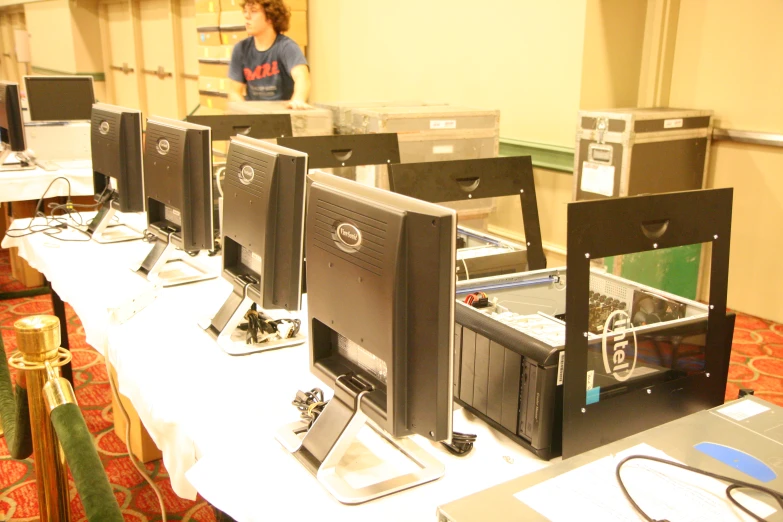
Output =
[
  {"x1": 499, "y1": 138, "x2": 574, "y2": 173},
  {"x1": 30, "y1": 66, "x2": 105, "y2": 82},
  {"x1": 610, "y1": 244, "x2": 702, "y2": 300}
]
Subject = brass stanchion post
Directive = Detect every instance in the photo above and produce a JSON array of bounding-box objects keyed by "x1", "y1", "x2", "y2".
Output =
[{"x1": 12, "y1": 316, "x2": 72, "y2": 522}]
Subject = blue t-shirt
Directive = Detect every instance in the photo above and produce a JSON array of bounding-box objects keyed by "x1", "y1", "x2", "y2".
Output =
[{"x1": 228, "y1": 34, "x2": 308, "y2": 101}]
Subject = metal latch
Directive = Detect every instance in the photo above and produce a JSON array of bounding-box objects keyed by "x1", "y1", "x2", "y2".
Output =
[
  {"x1": 595, "y1": 117, "x2": 609, "y2": 144},
  {"x1": 142, "y1": 66, "x2": 173, "y2": 79},
  {"x1": 110, "y1": 63, "x2": 134, "y2": 74}
]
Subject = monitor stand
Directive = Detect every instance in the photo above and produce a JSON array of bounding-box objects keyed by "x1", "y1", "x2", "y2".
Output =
[
  {"x1": 200, "y1": 278, "x2": 306, "y2": 355},
  {"x1": 135, "y1": 231, "x2": 216, "y2": 287},
  {"x1": 88, "y1": 203, "x2": 144, "y2": 244},
  {"x1": 276, "y1": 373, "x2": 445, "y2": 505},
  {"x1": 0, "y1": 148, "x2": 35, "y2": 171}
]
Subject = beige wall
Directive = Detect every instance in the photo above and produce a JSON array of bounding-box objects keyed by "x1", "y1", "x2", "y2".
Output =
[
  {"x1": 490, "y1": 167, "x2": 571, "y2": 266},
  {"x1": 579, "y1": 0, "x2": 647, "y2": 109},
  {"x1": 308, "y1": 0, "x2": 589, "y2": 147},
  {"x1": 24, "y1": 0, "x2": 76, "y2": 72},
  {"x1": 669, "y1": 0, "x2": 783, "y2": 322}
]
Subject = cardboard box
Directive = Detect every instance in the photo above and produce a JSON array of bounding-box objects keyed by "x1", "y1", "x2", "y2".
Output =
[
  {"x1": 198, "y1": 59, "x2": 230, "y2": 77},
  {"x1": 201, "y1": 92, "x2": 229, "y2": 111},
  {"x1": 197, "y1": 44, "x2": 234, "y2": 61},
  {"x1": 284, "y1": 10, "x2": 307, "y2": 46},
  {"x1": 196, "y1": 12, "x2": 220, "y2": 29},
  {"x1": 196, "y1": 0, "x2": 219, "y2": 14},
  {"x1": 220, "y1": 29, "x2": 247, "y2": 46},
  {"x1": 197, "y1": 28, "x2": 222, "y2": 46},
  {"x1": 199, "y1": 76, "x2": 228, "y2": 94}
]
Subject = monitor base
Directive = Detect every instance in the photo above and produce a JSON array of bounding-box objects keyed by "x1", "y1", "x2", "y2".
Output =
[
  {"x1": 0, "y1": 148, "x2": 35, "y2": 171},
  {"x1": 89, "y1": 205, "x2": 144, "y2": 244},
  {"x1": 200, "y1": 285, "x2": 306, "y2": 355},
  {"x1": 134, "y1": 233, "x2": 216, "y2": 287},
  {"x1": 276, "y1": 374, "x2": 444, "y2": 505}
]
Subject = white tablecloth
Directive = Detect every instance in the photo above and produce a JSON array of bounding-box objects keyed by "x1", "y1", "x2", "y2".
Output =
[
  {"x1": 2, "y1": 213, "x2": 159, "y2": 353},
  {"x1": 0, "y1": 161, "x2": 93, "y2": 203},
  {"x1": 3, "y1": 217, "x2": 553, "y2": 519}
]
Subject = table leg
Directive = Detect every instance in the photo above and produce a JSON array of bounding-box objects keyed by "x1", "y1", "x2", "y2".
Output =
[{"x1": 49, "y1": 283, "x2": 74, "y2": 387}]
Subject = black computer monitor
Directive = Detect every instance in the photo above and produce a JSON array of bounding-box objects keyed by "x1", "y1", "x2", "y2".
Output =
[
  {"x1": 136, "y1": 116, "x2": 216, "y2": 284},
  {"x1": 277, "y1": 171, "x2": 455, "y2": 503},
  {"x1": 87, "y1": 103, "x2": 145, "y2": 242},
  {"x1": 204, "y1": 136, "x2": 308, "y2": 348},
  {"x1": 0, "y1": 81, "x2": 26, "y2": 154},
  {"x1": 185, "y1": 113, "x2": 293, "y2": 141},
  {"x1": 24, "y1": 76, "x2": 95, "y2": 122}
]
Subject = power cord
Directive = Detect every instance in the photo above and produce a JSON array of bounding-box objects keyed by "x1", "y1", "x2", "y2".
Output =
[
  {"x1": 460, "y1": 258, "x2": 470, "y2": 280},
  {"x1": 292, "y1": 387, "x2": 328, "y2": 430},
  {"x1": 616, "y1": 454, "x2": 783, "y2": 522},
  {"x1": 107, "y1": 363, "x2": 167, "y2": 522},
  {"x1": 290, "y1": 387, "x2": 477, "y2": 456},
  {"x1": 440, "y1": 431, "x2": 477, "y2": 457},
  {"x1": 4, "y1": 177, "x2": 111, "y2": 242},
  {"x1": 239, "y1": 303, "x2": 301, "y2": 345}
]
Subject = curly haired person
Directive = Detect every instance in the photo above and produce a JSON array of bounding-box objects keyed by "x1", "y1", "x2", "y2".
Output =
[{"x1": 228, "y1": 0, "x2": 311, "y2": 109}]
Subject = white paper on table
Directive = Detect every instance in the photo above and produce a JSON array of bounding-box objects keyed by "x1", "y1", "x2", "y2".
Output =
[{"x1": 514, "y1": 443, "x2": 776, "y2": 522}]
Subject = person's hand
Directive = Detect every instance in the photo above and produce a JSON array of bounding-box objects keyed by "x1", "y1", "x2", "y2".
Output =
[{"x1": 286, "y1": 99, "x2": 313, "y2": 110}]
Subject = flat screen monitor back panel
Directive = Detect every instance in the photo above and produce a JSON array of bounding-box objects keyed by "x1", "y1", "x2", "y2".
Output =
[{"x1": 26, "y1": 76, "x2": 95, "y2": 122}]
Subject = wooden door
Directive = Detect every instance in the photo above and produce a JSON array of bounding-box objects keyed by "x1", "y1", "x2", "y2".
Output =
[
  {"x1": 99, "y1": 0, "x2": 147, "y2": 113},
  {"x1": 139, "y1": 0, "x2": 184, "y2": 119},
  {"x1": 179, "y1": 0, "x2": 199, "y2": 116}
]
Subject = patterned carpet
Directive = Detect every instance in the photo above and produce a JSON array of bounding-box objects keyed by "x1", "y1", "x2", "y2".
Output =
[
  {"x1": 1, "y1": 248, "x2": 783, "y2": 520},
  {"x1": 0, "y1": 249, "x2": 216, "y2": 521}
]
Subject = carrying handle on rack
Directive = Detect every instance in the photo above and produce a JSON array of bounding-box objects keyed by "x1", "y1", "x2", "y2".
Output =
[{"x1": 640, "y1": 219, "x2": 670, "y2": 240}]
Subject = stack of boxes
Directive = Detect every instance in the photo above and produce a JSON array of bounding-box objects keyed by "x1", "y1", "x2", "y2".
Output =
[{"x1": 196, "y1": 0, "x2": 308, "y2": 113}]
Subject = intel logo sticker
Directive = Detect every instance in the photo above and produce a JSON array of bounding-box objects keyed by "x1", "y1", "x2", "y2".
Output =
[
  {"x1": 601, "y1": 310, "x2": 637, "y2": 382},
  {"x1": 335, "y1": 222, "x2": 362, "y2": 252}
]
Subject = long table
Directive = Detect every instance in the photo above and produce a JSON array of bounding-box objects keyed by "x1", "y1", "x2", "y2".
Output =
[
  {"x1": 2, "y1": 214, "x2": 551, "y2": 521},
  {"x1": 0, "y1": 161, "x2": 93, "y2": 203}
]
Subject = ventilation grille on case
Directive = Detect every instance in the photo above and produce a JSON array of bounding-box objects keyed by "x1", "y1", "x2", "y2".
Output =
[
  {"x1": 224, "y1": 147, "x2": 270, "y2": 197},
  {"x1": 145, "y1": 124, "x2": 182, "y2": 166},
  {"x1": 311, "y1": 198, "x2": 387, "y2": 276},
  {"x1": 91, "y1": 111, "x2": 119, "y2": 142},
  {"x1": 590, "y1": 275, "x2": 633, "y2": 302}
]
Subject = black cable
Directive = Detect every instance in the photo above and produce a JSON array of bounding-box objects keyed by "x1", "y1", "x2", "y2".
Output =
[
  {"x1": 292, "y1": 387, "x2": 328, "y2": 429},
  {"x1": 290, "y1": 386, "x2": 477, "y2": 456},
  {"x1": 3, "y1": 177, "x2": 111, "y2": 243},
  {"x1": 440, "y1": 431, "x2": 477, "y2": 457},
  {"x1": 239, "y1": 304, "x2": 301, "y2": 345},
  {"x1": 616, "y1": 454, "x2": 783, "y2": 522}
]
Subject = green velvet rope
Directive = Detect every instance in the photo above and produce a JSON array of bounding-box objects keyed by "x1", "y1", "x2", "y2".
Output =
[
  {"x1": 50, "y1": 403, "x2": 124, "y2": 522},
  {"x1": 0, "y1": 331, "x2": 33, "y2": 459}
]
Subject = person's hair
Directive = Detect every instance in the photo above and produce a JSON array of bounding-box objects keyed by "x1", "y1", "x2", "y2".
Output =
[{"x1": 240, "y1": 0, "x2": 291, "y2": 33}]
